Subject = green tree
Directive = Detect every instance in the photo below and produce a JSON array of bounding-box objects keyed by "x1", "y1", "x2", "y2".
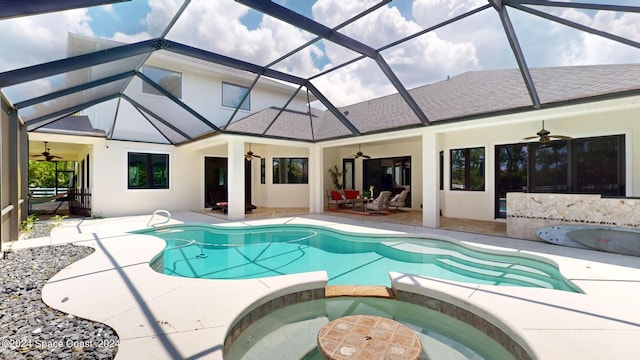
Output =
[{"x1": 28, "y1": 161, "x2": 72, "y2": 188}]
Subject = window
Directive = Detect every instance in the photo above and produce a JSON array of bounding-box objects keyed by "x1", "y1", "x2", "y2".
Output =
[
  {"x1": 272, "y1": 158, "x2": 308, "y2": 184},
  {"x1": 494, "y1": 135, "x2": 625, "y2": 219},
  {"x1": 142, "y1": 66, "x2": 182, "y2": 98},
  {"x1": 222, "y1": 82, "x2": 250, "y2": 110},
  {"x1": 530, "y1": 141, "x2": 568, "y2": 192},
  {"x1": 128, "y1": 152, "x2": 169, "y2": 189},
  {"x1": 260, "y1": 158, "x2": 265, "y2": 184},
  {"x1": 495, "y1": 144, "x2": 528, "y2": 218},
  {"x1": 450, "y1": 147, "x2": 485, "y2": 191},
  {"x1": 439, "y1": 151, "x2": 444, "y2": 191},
  {"x1": 573, "y1": 136, "x2": 624, "y2": 195},
  {"x1": 342, "y1": 158, "x2": 354, "y2": 189}
]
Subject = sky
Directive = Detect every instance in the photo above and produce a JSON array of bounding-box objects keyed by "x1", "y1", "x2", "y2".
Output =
[{"x1": 1, "y1": 0, "x2": 640, "y2": 107}]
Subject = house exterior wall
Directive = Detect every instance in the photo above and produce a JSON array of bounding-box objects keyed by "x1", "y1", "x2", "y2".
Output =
[
  {"x1": 26, "y1": 86, "x2": 640, "y2": 226},
  {"x1": 436, "y1": 95, "x2": 639, "y2": 222},
  {"x1": 91, "y1": 140, "x2": 195, "y2": 217},
  {"x1": 250, "y1": 144, "x2": 310, "y2": 208}
]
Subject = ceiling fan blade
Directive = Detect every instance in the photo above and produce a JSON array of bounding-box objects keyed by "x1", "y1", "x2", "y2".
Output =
[
  {"x1": 362, "y1": 154, "x2": 371, "y2": 159},
  {"x1": 550, "y1": 134, "x2": 572, "y2": 140}
]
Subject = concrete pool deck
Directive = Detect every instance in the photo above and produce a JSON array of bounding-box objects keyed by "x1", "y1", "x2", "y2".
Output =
[{"x1": 8, "y1": 211, "x2": 640, "y2": 359}]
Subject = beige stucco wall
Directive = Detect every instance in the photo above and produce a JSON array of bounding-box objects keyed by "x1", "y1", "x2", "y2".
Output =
[
  {"x1": 250, "y1": 143, "x2": 310, "y2": 208},
  {"x1": 436, "y1": 95, "x2": 639, "y2": 223},
  {"x1": 91, "y1": 139, "x2": 195, "y2": 217}
]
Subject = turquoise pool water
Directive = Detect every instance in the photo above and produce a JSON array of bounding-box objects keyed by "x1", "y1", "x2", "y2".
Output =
[{"x1": 136, "y1": 224, "x2": 580, "y2": 292}]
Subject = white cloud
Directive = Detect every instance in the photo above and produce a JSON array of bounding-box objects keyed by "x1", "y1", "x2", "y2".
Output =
[
  {"x1": 0, "y1": 9, "x2": 94, "y2": 103},
  {"x1": 150, "y1": 0, "x2": 318, "y2": 69},
  {"x1": 553, "y1": 8, "x2": 640, "y2": 65},
  {"x1": 0, "y1": 10, "x2": 93, "y2": 72},
  {"x1": 309, "y1": 0, "x2": 481, "y2": 106}
]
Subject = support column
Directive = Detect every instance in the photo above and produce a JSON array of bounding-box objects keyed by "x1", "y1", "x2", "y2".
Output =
[
  {"x1": 308, "y1": 145, "x2": 323, "y2": 214},
  {"x1": 0, "y1": 99, "x2": 5, "y2": 245},
  {"x1": 8, "y1": 108, "x2": 19, "y2": 240},
  {"x1": 422, "y1": 132, "x2": 440, "y2": 228},
  {"x1": 227, "y1": 139, "x2": 245, "y2": 221},
  {"x1": 19, "y1": 123, "x2": 28, "y2": 222}
]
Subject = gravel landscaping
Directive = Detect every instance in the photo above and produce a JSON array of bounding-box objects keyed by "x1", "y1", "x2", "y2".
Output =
[{"x1": 0, "y1": 245, "x2": 119, "y2": 359}]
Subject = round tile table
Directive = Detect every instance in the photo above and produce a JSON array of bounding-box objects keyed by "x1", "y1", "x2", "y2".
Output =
[{"x1": 317, "y1": 315, "x2": 422, "y2": 359}]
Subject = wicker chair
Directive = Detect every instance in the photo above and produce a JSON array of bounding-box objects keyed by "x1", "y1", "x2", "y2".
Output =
[
  {"x1": 389, "y1": 189, "x2": 409, "y2": 211},
  {"x1": 365, "y1": 191, "x2": 392, "y2": 214}
]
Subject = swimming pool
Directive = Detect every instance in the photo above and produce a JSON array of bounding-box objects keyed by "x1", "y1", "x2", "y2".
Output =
[{"x1": 136, "y1": 224, "x2": 580, "y2": 292}]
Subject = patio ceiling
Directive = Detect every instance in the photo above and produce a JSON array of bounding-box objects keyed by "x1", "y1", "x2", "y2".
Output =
[{"x1": 2, "y1": 1, "x2": 640, "y2": 145}]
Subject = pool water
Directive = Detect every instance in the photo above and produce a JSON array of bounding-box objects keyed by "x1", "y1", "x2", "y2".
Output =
[
  {"x1": 224, "y1": 297, "x2": 518, "y2": 360},
  {"x1": 136, "y1": 224, "x2": 579, "y2": 292}
]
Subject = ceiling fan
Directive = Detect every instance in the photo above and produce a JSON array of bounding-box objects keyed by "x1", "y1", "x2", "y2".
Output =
[
  {"x1": 244, "y1": 143, "x2": 261, "y2": 161},
  {"x1": 351, "y1": 144, "x2": 370, "y2": 159},
  {"x1": 31, "y1": 141, "x2": 62, "y2": 162},
  {"x1": 523, "y1": 121, "x2": 571, "y2": 144}
]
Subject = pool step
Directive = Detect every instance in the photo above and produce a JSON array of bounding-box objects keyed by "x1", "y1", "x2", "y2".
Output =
[
  {"x1": 447, "y1": 254, "x2": 558, "y2": 282},
  {"x1": 325, "y1": 286, "x2": 395, "y2": 298},
  {"x1": 435, "y1": 258, "x2": 555, "y2": 288},
  {"x1": 385, "y1": 241, "x2": 558, "y2": 277}
]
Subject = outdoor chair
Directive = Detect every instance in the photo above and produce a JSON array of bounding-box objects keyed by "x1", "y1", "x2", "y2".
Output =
[
  {"x1": 366, "y1": 191, "x2": 392, "y2": 214},
  {"x1": 389, "y1": 189, "x2": 409, "y2": 211}
]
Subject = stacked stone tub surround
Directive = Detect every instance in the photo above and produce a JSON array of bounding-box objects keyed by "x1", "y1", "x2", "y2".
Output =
[{"x1": 506, "y1": 193, "x2": 640, "y2": 240}]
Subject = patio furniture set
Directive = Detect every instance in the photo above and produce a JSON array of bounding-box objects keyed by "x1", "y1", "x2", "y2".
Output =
[{"x1": 326, "y1": 189, "x2": 409, "y2": 213}]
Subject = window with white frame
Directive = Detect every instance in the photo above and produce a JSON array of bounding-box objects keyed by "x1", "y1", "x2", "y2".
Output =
[
  {"x1": 222, "y1": 82, "x2": 250, "y2": 110},
  {"x1": 142, "y1": 65, "x2": 182, "y2": 98}
]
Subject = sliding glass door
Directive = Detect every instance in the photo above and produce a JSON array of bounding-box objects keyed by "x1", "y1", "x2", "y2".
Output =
[{"x1": 363, "y1": 156, "x2": 411, "y2": 206}]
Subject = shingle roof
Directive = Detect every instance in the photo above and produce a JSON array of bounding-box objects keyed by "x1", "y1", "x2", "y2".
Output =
[
  {"x1": 227, "y1": 107, "x2": 319, "y2": 141},
  {"x1": 196, "y1": 64, "x2": 640, "y2": 142},
  {"x1": 312, "y1": 64, "x2": 640, "y2": 140},
  {"x1": 35, "y1": 115, "x2": 106, "y2": 137}
]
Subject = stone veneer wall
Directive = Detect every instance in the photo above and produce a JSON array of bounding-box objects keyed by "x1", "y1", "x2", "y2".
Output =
[
  {"x1": 507, "y1": 193, "x2": 640, "y2": 240},
  {"x1": 223, "y1": 287, "x2": 533, "y2": 360}
]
